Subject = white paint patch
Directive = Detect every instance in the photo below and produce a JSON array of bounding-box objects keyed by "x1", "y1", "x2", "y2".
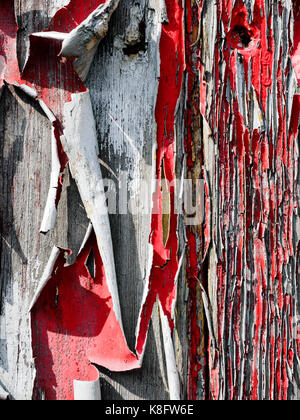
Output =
[
  {"x1": 38, "y1": 100, "x2": 56, "y2": 123},
  {"x1": 60, "y1": 0, "x2": 120, "y2": 80},
  {"x1": 62, "y1": 91, "x2": 123, "y2": 329},
  {"x1": 0, "y1": 383, "x2": 9, "y2": 400},
  {"x1": 74, "y1": 374, "x2": 101, "y2": 401},
  {"x1": 50, "y1": 0, "x2": 71, "y2": 15},
  {"x1": 31, "y1": 31, "x2": 67, "y2": 41},
  {"x1": 40, "y1": 127, "x2": 61, "y2": 234},
  {"x1": 159, "y1": 302, "x2": 181, "y2": 401}
]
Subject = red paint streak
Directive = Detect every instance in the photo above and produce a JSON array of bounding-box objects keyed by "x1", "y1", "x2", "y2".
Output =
[
  {"x1": 22, "y1": 1, "x2": 107, "y2": 119},
  {"x1": 184, "y1": 0, "x2": 207, "y2": 400},
  {"x1": 31, "y1": 231, "x2": 139, "y2": 401},
  {"x1": 291, "y1": 1, "x2": 300, "y2": 84},
  {"x1": 136, "y1": 0, "x2": 185, "y2": 356},
  {"x1": 0, "y1": 0, "x2": 21, "y2": 90},
  {"x1": 53, "y1": 121, "x2": 69, "y2": 209}
]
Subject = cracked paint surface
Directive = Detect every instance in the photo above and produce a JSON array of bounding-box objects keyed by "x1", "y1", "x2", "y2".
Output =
[
  {"x1": 0, "y1": 0, "x2": 300, "y2": 401},
  {"x1": 188, "y1": 0, "x2": 300, "y2": 400}
]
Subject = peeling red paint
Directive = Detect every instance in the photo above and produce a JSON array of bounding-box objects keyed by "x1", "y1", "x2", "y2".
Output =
[
  {"x1": 0, "y1": 0, "x2": 21, "y2": 91},
  {"x1": 50, "y1": 0, "x2": 106, "y2": 32},
  {"x1": 291, "y1": 0, "x2": 300, "y2": 84},
  {"x1": 186, "y1": 230, "x2": 201, "y2": 400},
  {"x1": 31, "y1": 230, "x2": 139, "y2": 400},
  {"x1": 184, "y1": 0, "x2": 208, "y2": 400},
  {"x1": 22, "y1": 37, "x2": 85, "y2": 119},
  {"x1": 31, "y1": 0, "x2": 185, "y2": 399},
  {"x1": 136, "y1": 0, "x2": 185, "y2": 356},
  {"x1": 22, "y1": 1, "x2": 108, "y2": 117}
]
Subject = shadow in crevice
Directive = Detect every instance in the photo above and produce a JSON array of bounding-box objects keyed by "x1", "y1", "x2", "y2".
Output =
[{"x1": 16, "y1": 9, "x2": 51, "y2": 72}]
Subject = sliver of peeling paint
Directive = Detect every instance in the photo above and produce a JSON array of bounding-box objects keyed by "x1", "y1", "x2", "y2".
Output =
[
  {"x1": 291, "y1": 1, "x2": 300, "y2": 85},
  {"x1": 73, "y1": 374, "x2": 101, "y2": 401},
  {"x1": 62, "y1": 91, "x2": 123, "y2": 329},
  {"x1": 40, "y1": 128, "x2": 62, "y2": 234},
  {"x1": 0, "y1": 383, "x2": 9, "y2": 400},
  {"x1": 159, "y1": 302, "x2": 181, "y2": 400}
]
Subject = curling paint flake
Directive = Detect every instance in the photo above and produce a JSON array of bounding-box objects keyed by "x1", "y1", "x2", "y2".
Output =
[
  {"x1": 291, "y1": 0, "x2": 300, "y2": 84},
  {"x1": 1, "y1": 0, "x2": 299, "y2": 401},
  {"x1": 0, "y1": 0, "x2": 21, "y2": 93},
  {"x1": 31, "y1": 231, "x2": 139, "y2": 401}
]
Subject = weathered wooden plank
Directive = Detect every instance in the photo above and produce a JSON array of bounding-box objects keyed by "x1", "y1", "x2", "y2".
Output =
[{"x1": 0, "y1": 0, "x2": 299, "y2": 401}]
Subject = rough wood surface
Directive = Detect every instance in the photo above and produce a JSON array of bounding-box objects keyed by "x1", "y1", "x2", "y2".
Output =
[
  {"x1": 196, "y1": 0, "x2": 300, "y2": 400},
  {"x1": 0, "y1": 0, "x2": 299, "y2": 401}
]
